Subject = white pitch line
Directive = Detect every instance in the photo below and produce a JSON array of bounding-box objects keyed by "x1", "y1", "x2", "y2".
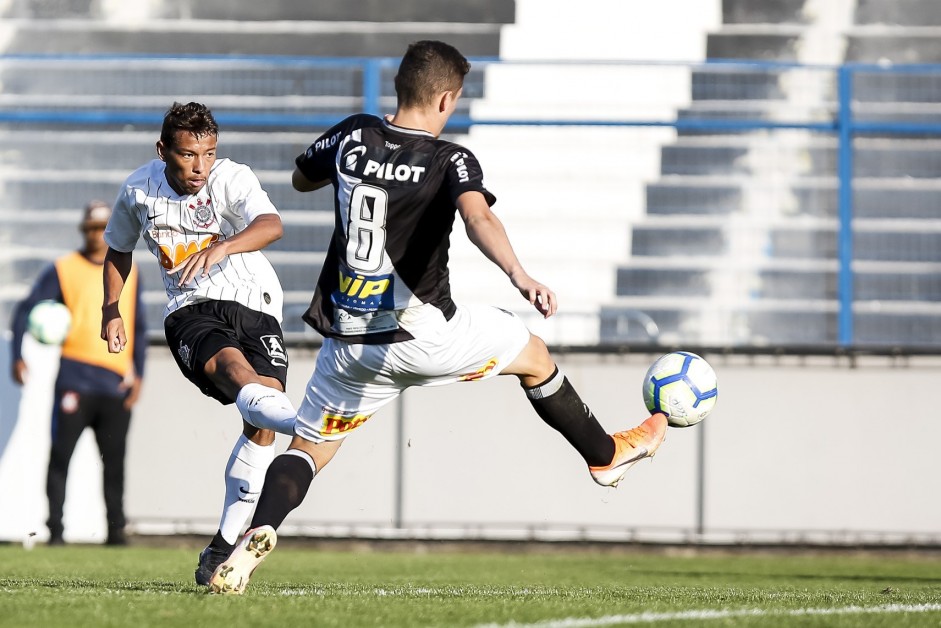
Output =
[{"x1": 474, "y1": 603, "x2": 941, "y2": 627}]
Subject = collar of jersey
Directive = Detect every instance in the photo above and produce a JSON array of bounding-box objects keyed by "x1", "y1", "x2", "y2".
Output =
[{"x1": 382, "y1": 117, "x2": 435, "y2": 138}]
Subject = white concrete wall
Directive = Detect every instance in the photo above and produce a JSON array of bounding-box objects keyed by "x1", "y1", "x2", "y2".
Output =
[{"x1": 2, "y1": 341, "x2": 939, "y2": 545}]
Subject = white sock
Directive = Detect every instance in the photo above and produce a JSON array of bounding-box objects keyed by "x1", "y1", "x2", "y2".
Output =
[
  {"x1": 218, "y1": 434, "x2": 276, "y2": 545},
  {"x1": 235, "y1": 383, "x2": 296, "y2": 435}
]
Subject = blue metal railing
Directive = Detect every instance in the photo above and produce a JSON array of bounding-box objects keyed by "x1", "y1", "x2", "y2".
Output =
[{"x1": 3, "y1": 55, "x2": 941, "y2": 347}]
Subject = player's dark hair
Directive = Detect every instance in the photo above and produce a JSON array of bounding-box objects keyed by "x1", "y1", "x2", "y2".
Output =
[
  {"x1": 394, "y1": 40, "x2": 470, "y2": 108},
  {"x1": 160, "y1": 101, "x2": 219, "y2": 147}
]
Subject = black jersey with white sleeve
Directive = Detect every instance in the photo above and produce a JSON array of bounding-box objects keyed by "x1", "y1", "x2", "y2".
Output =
[{"x1": 296, "y1": 114, "x2": 496, "y2": 343}]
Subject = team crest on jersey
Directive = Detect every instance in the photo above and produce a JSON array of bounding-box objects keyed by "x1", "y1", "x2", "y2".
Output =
[
  {"x1": 260, "y1": 334, "x2": 287, "y2": 367},
  {"x1": 189, "y1": 198, "x2": 215, "y2": 229}
]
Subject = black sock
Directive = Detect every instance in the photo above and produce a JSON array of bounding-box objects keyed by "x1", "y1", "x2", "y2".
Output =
[
  {"x1": 524, "y1": 366, "x2": 615, "y2": 467},
  {"x1": 249, "y1": 453, "x2": 315, "y2": 530},
  {"x1": 209, "y1": 529, "x2": 234, "y2": 552}
]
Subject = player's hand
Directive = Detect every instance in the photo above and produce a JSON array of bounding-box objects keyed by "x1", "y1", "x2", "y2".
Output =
[
  {"x1": 168, "y1": 243, "x2": 228, "y2": 287},
  {"x1": 120, "y1": 375, "x2": 143, "y2": 410},
  {"x1": 101, "y1": 311, "x2": 128, "y2": 353},
  {"x1": 11, "y1": 358, "x2": 27, "y2": 385},
  {"x1": 511, "y1": 272, "x2": 557, "y2": 319}
]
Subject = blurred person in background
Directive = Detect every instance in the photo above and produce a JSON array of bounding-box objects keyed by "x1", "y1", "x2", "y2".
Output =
[
  {"x1": 9, "y1": 200, "x2": 146, "y2": 546},
  {"x1": 101, "y1": 101, "x2": 297, "y2": 586}
]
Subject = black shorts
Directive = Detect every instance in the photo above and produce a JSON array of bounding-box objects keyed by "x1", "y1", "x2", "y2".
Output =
[{"x1": 164, "y1": 300, "x2": 289, "y2": 405}]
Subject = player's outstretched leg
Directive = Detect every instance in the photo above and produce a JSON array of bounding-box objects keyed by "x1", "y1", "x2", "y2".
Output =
[
  {"x1": 208, "y1": 525, "x2": 278, "y2": 595},
  {"x1": 588, "y1": 413, "x2": 668, "y2": 487},
  {"x1": 523, "y1": 365, "x2": 668, "y2": 486}
]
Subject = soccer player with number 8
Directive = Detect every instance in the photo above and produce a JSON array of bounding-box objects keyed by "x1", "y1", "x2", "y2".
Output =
[{"x1": 210, "y1": 41, "x2": 668, "y2": 595}]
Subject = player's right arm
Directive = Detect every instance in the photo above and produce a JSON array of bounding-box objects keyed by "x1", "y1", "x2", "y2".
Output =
[
  {"x1": 101, "y1": 187, "x2": 144, "y2": 353},
  {"x1": 457, "y1": 191, "x2": 557, "y2": 319},
  {"x1": 102, "y1": 247, "x2": 132, "y2": 353}
]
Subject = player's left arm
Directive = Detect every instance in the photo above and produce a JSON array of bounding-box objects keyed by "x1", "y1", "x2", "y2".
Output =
[
  {"x1": 457, "y1": 191, "x2": 557, "y2": 318},
  {"x1": 292, "y1": 167, "x2": 331, "y2": 193}
]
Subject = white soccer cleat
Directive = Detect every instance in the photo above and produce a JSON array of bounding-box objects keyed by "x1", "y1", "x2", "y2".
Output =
[{"x1": 208, "y1": 525, "x2": 277, "y2": 595}]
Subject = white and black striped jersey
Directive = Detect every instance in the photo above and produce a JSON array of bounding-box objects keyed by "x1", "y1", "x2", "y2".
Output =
[
  {"x1": 105, "y1": 158, "x2": 284, "y2": 322},
  {"x1": 296, "y1": 114, "x2": 496, "y2": 343}
]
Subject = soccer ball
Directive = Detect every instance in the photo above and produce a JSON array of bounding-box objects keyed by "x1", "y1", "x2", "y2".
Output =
[
  {"x1": 27, "y1": 300, "x2": 72, "y2": 345},
  {"x1": 642, "y1": 351, "x2": 717, "y2": 428}
]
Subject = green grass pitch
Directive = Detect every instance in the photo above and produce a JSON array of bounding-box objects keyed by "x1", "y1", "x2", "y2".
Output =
[{"x1": 1, "y1": 541, "x2": 939, "y2": 627}]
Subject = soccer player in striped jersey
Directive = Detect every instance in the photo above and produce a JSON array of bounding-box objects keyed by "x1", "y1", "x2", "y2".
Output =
[
  {"x1": 101, "y1": 102, "x2": 297, "y2": 586},
  {"x1": 210, "y1": 41, "x2": 668, "y2": 595}
]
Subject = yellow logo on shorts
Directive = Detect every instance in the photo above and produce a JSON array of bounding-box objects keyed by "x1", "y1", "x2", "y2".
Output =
[
  {"x1": 321, "y1": 411, "x2": 371, "y2": 435},
  {"x1": 459, "y1": 358, "x2": 498, "y2": 382}
]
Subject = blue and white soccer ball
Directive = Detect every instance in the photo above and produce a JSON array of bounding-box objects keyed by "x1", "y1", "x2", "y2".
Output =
[
  {"x1": 642, "y1": 351, "x2": 718, "y2": 428},
  {"x1": 27, "y1": 300, "x2": 72, "y2": 345}
]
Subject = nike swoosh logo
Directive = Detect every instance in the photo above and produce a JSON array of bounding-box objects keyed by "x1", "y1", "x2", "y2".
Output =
[
  {"x1": 239, "y1": 486, "x2": 260, "y2": 495},
  {"x1": 614, "y1": 447, "x2": 648, "y2": 468}
]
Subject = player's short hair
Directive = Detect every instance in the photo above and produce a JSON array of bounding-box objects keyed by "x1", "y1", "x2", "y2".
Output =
[
  {"x1": 160, "y1": 102, "x2": 219, "y2": 147},
  {"x1": 394, "y1": 40, "x2": 470, "y2": 108}
]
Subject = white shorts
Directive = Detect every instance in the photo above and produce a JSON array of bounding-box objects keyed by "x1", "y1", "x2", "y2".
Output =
[{"x1": 294, "y1": 303, "x2": 530, "y2": 442}]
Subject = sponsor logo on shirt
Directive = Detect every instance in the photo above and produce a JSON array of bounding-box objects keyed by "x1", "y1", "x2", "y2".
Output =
[
  {"x1": 157, "y1": 234, "x2": 219, "y2": 269},
  {"x1": 313, "y1": 132, "x2": 342, "y2": 153},
  {"x1": 343, "y1": 145, "x2": 367, "y2": 172},
  {"x1": 361, "y1": 159, "x2": 426, "y2": 183},
  {"x1": 450, "y1": 151, "x2": 470, "y2": 183},
  {"x1": 332, "y1": 270, "x2": 394, "y2": 314}
]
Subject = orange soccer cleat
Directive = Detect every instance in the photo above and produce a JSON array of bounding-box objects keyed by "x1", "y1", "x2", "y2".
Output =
[{"x1": 588, "y1": 413, "x2": 668, "y2": 487}]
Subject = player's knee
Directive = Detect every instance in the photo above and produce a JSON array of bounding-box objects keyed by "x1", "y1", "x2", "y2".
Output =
[
  {"x1": 506, "y1": 334, "x2": 555, "y2": 384},
  {"x1": 244, "y1": 425, "x2": 277, "y2": 446}
]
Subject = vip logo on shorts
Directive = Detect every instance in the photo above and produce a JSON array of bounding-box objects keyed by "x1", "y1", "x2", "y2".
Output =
[{"x1": 260, "y1": 335, "x2": 287, "y2": 367}]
